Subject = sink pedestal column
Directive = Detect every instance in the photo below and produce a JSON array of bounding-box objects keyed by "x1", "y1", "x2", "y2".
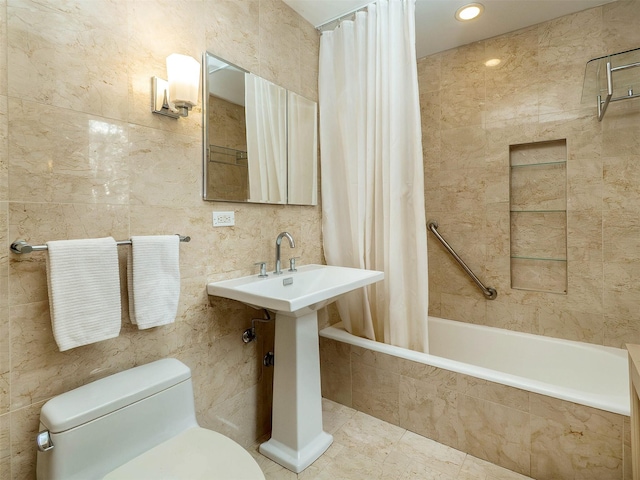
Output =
[{"x1": 259, "y1": 310, "x2": 333, "y2": 473}]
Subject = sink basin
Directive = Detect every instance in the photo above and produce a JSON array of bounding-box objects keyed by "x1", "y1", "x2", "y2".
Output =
[
  {"x1": 206, "y1": 263, "x2": 384, "y2": 316},
  {"x1": 207, "y1": 263, "x2": 384, "y2": 473}
]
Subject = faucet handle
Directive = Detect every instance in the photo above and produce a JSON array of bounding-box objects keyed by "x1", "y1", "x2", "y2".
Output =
[
  {"x1": 254, "y1": 262, "x2": 268, "y2": 278},
  {"x1": 288, "y1": 257, "x2": 300, "y2": 272}
]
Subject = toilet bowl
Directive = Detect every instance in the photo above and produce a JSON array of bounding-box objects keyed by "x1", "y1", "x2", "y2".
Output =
[{"x1": 35, "y1": 358, "x2": 265, "y2": 480}]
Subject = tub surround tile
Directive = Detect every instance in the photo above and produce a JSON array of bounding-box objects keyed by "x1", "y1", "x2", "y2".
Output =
[
  {"x1": 535, "y1": 306, "x2": 604, "y2": 344},
  {"x1": 603, "y1": 0, "x2": 640, "y2": 53},
  {"x1": 603, "y1": 261, "x2": 640, "y2": 320},
  {"x1": 399, "y1": 375, "x2": 462, "y2": 451},
  {"x1": 458, "y1": 395, "x2": 531, "y2": 476},
  {"x1": 352, "y1": 361, "x2": 400, "y2": 426},
  {"x1": 603, "y1": 155, "x2": 640, "y2": 213},
  {"x1": 457, "y1": 376, "x2": 529, "y2": 413},
  {"x1": 484, "y1": 300, "x2": 536, "y2": 333},
  {"x1": 320, "y1": 337, "x2": 353, "y2": 407},
  {"x1": 530, "y1": 394, "x2": 624, "y2": 480}
]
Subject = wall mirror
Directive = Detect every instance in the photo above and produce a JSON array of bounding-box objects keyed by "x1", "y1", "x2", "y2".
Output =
[{"x1": 202, "y1": 51, "x2": 318, "y2": 205}]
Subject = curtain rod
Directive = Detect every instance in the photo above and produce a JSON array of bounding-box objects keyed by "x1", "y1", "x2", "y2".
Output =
[{"x1": 316, "y1": 1, "x2": 375, "y2": 32}]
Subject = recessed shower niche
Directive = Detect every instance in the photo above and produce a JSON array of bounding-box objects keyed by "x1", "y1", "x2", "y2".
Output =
[{"x1": 509, "y1": 139, "x2": 567, "y2": 294}]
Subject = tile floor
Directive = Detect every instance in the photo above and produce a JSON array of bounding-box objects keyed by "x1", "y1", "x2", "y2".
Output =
[{"x1": 248, "y1": 399, "x2": 533, "y2": 480}]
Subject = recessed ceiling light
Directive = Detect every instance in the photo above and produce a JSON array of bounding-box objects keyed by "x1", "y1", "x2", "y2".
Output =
[
  {"x1": 455, "y1": 3, "x2": 484, "y2": 22},
  {"x1": 485, "y1": 58, "x2": 501, "y2": 67}
]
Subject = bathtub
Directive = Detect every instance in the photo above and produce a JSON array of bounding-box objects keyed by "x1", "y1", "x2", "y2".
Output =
[
  {"x1": 320, "y1": 316, "x2": 629, "y2": 415},
  {"x1": 319, "y1": 316, "x2": 631, "y2": 478}
]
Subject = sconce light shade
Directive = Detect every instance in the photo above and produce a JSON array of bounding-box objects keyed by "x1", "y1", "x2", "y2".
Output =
[{"x1": 152, "y1": 53, "x2": 201, "y2": 119}]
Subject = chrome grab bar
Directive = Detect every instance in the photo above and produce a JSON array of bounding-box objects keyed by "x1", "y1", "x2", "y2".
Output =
[{"x1": 427, "y1": 221, "x2": 497, "y2": 300}]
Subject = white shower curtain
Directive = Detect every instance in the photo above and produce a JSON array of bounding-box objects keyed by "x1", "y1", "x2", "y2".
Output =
[
  {"x1": 245, "y1": 73, "x2": 287, "y2": 203},
  {"x1": 319, "y1": 0, "x2": 429, "y2": 352}
]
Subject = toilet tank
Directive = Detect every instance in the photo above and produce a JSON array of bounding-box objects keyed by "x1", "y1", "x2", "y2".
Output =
[{"x1": 36, "y1": 358, "x2": 199, "y2": 480}]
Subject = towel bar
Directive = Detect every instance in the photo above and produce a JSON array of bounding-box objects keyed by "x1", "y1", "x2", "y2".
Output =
[{"x1": 10, "y1": 235, "x2": 191, "y2": 254}]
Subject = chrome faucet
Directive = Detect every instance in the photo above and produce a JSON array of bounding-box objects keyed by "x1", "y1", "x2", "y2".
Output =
[{"x1": 274, "y1": 232, "x2": 295, "y2": 275}]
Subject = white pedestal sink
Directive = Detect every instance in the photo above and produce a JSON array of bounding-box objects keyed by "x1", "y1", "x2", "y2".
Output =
[{"x1": 207, "y1": 264, "x2": 384, "y2": 473}]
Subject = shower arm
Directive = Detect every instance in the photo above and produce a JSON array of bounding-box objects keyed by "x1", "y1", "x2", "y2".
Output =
[{"x1": 427, "y1": 221, "x2": 497, "y2": 300}]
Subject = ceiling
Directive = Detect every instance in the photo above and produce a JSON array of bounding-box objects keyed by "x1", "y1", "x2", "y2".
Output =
[{"x1": 282, "y1": 0, "x2": 615, "y2": 58}]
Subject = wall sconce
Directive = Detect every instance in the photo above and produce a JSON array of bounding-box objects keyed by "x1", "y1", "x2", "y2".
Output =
[{"x1": 152, "y1": 54, "x2": 201, "y2": 118}]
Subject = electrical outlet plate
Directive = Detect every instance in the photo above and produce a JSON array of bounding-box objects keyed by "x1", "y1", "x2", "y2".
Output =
[{"x1": 213, "y1": 211, "x2": 235, "y2": 227}]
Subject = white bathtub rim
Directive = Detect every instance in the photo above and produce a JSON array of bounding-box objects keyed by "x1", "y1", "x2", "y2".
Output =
[{"x1": 319, "y1": 322, "x2": 630, "y2": 416}]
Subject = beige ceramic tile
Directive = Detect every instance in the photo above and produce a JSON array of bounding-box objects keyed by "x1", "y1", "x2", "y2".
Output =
[
  {"x1": 0, "y1": 412, "x2": 8, "y2": 480},
  {"x1": 199, "y1": 383, "x2": 271, "y2": 448},
  {"x1": 8, "y1": 99, "x2": 129, "y2": 204},
  {"x1": 604, "y1": 313, "x2": 640, "y2": 348},
  {"x1": 399, "y1": 375, "x2": 461, "y2": 451},
  {"x1": 128, "y1": 124, "x2": 202, "y2": 207},
  {"x1": 417, "y1": 54, "x2": 441, "y2": 92},
  {"x1": 258, "y1": 0, "x2": 300, "y2": 92},
  {"x1": 126, "y1": 0, "x2": 204, "y2": 135},
  {"x1": 204, "y1": 0, "x2": 260, "y2": 73},
  {"x1": 7, "y1": 0, "x2": 129, "y2": 119},
  {"x1": 439, "y1": 41, "x2": 485, "y2": 90},
  {"x1": 459, "y1": 454, "x2": 533, "y2": 480},
  {"x1": 10, "y1": 401, "x2": 42, "y2": 479},
  {"x1": 567, "y1": 210, "x2": 603, "y2": 263},
  {"x1": 458, "y1": 395, "x2": 531, "y2": 476},
  {"x1": 319, "y1": 337, "x2": 352, "y2": 407},
  {"x1": 603, "y1": 155, "x2": 640, "y2": 212},
  {"x1": 8, "y1": 202, "x2": 130, "y2": 306},
  {"x1": 440, "y1": 293, "x2": 487, "y2": 326},
  {"x1": 530, "y1": 394, "x2": 624, "y2": 480},
  {"x1": 332, "y1": 411, "x2": 405, "y2": 460},
  {"x1": 0, "y1": 203, "x2": 7, "y2": 309},
  {"x1": 536, "y1": 306, "x2": 603, "y2": 344},
  {"x1": 298, "y1": 19, "x2": 320, "y2": 102},
  {"x1": 484, "y1": 300, "x2": 536, "y2": 333},
  {"x1": 0, "y1": 0, "x2": 6, "y2": 98},
  {"x1": 10, "y1": 300, "x2": 137, "y2": 410},
  {"x1": 0, "y1": 306, "x2": 7, "y2": 415},
  {"x1": 603, "y1": 0, "x2": 640, "y2": 53},
  {"x1": 603, "y1": 261, "x2": 640, "y2": 319},
  {"x1": 352, "y1": 361, "x2": 400, "y2": 425},
  {"x1": 321, "y1": 398, "x2": 356, "y2": 436},
  {"x1": 440, "y1": 85, "x2": 485, "y2": 129},
  {"x1": 457, "y1": 376, "x2": 530, "y2": 413},
  {"x1": 0, "y1": 96, "x2": 6, "y2": 202},
  {"x1": 392, "y1": 430, "x2": 466, "y2": 478}
]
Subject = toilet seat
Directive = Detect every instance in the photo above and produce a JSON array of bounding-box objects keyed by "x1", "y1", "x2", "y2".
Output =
[{"x1": 104, "y1": 427, "x2": 265, "y2": 480}]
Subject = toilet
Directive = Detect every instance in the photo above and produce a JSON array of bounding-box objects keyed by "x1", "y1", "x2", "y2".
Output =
[{"x1": 35, "y1": 358, "x2": 265, "y2": 480}]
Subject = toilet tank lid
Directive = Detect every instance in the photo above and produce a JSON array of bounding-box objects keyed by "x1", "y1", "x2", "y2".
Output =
[{"x1": 40, "y1": 358, "x2": 192, "y2": 433}]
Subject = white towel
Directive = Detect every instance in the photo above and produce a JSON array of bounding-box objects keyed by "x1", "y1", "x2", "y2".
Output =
[
  {"x1": 127, "y1": 235, "x2": 180, "y2": 329},
  {"x1": 46, "y1": 237, "x2": 121, "y2": 352}
]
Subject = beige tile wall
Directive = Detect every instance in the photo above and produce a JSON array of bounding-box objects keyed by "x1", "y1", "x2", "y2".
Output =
[
  {"x1": 420, "y1": 0, "x2": 640, "y2": 348},
  {"x1": 0, "y1": 0, "x2": 321, "y2": 478}
]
